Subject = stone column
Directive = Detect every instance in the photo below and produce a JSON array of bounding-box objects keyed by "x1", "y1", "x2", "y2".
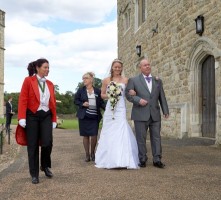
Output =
[{"x1": 0, "y1": 10, "x2": 5, "y2": 118}]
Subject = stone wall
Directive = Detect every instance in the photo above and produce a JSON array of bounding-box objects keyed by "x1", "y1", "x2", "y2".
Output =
[
  {"x1": 117, "y1": 0, "x2": 221, "y2": 145},
  {"x1": 0, "y1": 10, "x2": 5, "y2": 118}
]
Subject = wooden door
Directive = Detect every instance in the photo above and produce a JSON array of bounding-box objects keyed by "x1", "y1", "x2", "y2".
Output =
[{"x1": 202, "y1": 55, "x2": 216, "y2": 138}]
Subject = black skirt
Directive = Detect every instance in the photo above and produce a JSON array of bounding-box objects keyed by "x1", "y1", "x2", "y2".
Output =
[{"x1": 79, "y1": 116, "x2": 99, "y2": 136}]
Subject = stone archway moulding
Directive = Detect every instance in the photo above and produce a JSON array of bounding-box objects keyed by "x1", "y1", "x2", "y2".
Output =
[{"x1": 188, "y1": 37, "x2": 221, "y2": 137}]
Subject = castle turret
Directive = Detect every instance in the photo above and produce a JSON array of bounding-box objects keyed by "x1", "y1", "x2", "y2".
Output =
[{"x1": 0, "y1": 10, "x2": 5, "y2": 118}]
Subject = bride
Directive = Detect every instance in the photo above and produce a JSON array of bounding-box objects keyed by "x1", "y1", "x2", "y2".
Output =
[{"x1": 95, "y1": 59, "x2": 139, "y2": 169}]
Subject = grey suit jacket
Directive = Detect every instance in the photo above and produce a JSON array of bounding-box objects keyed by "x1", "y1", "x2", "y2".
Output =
[{"x1": 125, "y1": 74, "x2": 169, "y2": 122}]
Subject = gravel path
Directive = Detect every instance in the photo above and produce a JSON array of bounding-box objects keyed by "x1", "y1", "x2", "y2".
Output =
[{"x1": 0, "y1": 127, "x2": 221, "y2": 200}]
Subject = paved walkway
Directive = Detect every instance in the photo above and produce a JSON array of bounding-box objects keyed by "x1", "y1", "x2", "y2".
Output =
[{"x1": 0, "y1": 127, "x2": 221, "y2": 200}]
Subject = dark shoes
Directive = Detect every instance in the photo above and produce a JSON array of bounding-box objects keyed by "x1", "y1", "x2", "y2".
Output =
[
  {"x1": 85, "y1": 153, "x2": 95, "y2": 162},
  {"x1": 32, "y1": 177, "x2": 39, "y2": 184},
  {"x1": 85, "y1": 155, "x2": 90, "y2": 162},
  {"x1": 41, "y1": 167, "x2": 53, "y2": 178},
  {"x1": 31, "y1": 167, "x2": 53, "y2": 183},
  {"x1": 138, "y1": 160, "x2": 165, "y2": 168},
  {"x1": 153, "y1": 161, "x2": 165, "y2": 168},
  {"x1": 91, "y1": 154, "x2": 95, "y2": 161},
  {"x1": 139, "y1": 161, "x2": 146, "y2": 168},
  {"x1": 85, "y1": 154, "x2": 95, "y2": 162}
]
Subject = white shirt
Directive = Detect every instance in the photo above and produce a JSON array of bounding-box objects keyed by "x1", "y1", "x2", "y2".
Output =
[
  {"x1": 36, "y1": 75, "x2": 50, "y2": 112},
  {"x1": 143, "y1": 74, "x2": 152, "y2": 93},
  {"x1": 87, "y1": 91, "x2": 97, "y2": 109}
]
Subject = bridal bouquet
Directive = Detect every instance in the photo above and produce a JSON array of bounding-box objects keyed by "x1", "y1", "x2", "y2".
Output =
[{"x1": 107, "y1": 81, "x2": 122, "y2": 119}]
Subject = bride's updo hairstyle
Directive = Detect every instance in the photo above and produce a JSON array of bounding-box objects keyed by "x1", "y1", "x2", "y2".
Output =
[{"x1": 110, "y1": 58, "x2": 123, "y2": 81}]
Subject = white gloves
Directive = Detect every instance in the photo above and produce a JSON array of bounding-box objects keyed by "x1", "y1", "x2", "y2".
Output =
[
  {"x1": 19, "y1": 119, "x2": 57, "y2": 129},
  {"x1": 19, "y1": 119, "x2": 26, "y2": 128},
  {"x1": 52, "y1": 122, "x2": 57, "y2": 129}
]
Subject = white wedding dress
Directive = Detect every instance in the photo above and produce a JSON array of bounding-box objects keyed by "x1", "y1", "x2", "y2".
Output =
[{"x1": 95, "y1": 83, "x2": 139, "y2": 169}]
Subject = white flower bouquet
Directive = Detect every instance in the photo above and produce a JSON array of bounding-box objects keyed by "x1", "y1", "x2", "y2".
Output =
[{"x1": 107, "y1": 81, "x2": 122, "y2": 119}]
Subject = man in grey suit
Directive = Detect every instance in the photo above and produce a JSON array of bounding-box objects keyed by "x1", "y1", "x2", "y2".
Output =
[{"x1": 126, "y1": 58, "x2": 169, "y2": 168}]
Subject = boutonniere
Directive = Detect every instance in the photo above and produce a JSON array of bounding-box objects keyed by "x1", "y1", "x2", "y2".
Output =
[
  {"x1": 155, "y1": 76, "x2": 160, "y2": 89},
  {"x1": 94, "y1": 94, "x2": 98, "y2": 97}
]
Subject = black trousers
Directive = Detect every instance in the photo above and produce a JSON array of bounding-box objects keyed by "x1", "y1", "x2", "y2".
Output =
[
  {"x1": 6, "y1": 113, "x2": 13, "y2": 132},
  {"x1": 26, "y1": 109, "x2": 53, "y2": 177}
]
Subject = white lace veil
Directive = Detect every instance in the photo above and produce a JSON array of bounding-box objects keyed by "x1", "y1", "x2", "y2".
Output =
[
  {"x1": 103, "y1": 63, "x2": 111, "y2": 79},
  {"x1": 103, "y1": 58, "x2": 125, "y2": 79}
]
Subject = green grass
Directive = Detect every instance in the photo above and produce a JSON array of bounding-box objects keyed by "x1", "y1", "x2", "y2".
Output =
[
  {"x1": 58, "y1": 118, "x2": 103, "y2": 130},
  {"x1": 0, "y1": 117, "x2": 103, "y2": 130},
  {"x1": 0, "y1": 118, "x2": 6, "y2": 125},
  {"x1": 58, "y1": 119, "x2": 79, "y2": 129},
  {"x1": 0, "y1": 118, "x2": 79, "y2": 130},
  {"x1": 0, "y1": 118, "x2": 18, "y2": 125}
]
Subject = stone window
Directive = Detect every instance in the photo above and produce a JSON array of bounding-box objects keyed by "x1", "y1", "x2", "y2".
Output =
[
  {"x1": 136, "y1": 0, "x2": 146, "y2": 28},
  {"x1": 124, "y1": 9, "x2": 131, "y2": 32},
  {"x1": 0, "y1": 11, "x2": 5, "y2": 27}
]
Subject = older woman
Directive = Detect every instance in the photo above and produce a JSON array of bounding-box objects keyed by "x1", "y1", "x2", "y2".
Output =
[
  {"x1": 18, "y1": 58, "x2": 57, "y2": 184},
  {"x1": 74, "y1": 72, "x2": 105, "y2": 162}
]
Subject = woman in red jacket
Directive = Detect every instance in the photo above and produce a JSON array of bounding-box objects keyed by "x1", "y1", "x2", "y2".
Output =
[{"x1": 18, "y1": 58, "x2": 57, "y2": 184}]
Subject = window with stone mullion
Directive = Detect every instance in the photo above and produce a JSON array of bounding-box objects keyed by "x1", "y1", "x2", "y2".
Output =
[{"x1": 138, "y1": 0, "x2": 146, "y2": 27}]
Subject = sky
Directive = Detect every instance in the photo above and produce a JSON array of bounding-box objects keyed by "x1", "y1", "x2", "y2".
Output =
[{"x1": 1, "y1": 0, "x2": 117, "y2": 94}]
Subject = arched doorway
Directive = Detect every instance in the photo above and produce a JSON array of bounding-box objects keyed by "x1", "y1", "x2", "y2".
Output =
[
  {"x1": 188, "y1": 38, "x2": 221, "y2": 142},
  {"x1": 201, "y1": 55, "x2": 216, "y2": 138}
]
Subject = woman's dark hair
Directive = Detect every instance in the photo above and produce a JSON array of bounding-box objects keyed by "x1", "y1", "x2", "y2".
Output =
[
  {"x1": 27, "y1": 61, "x2": 37, "y2": 76},
  {"x1": 27, "y1": 58, "x2": 49, "y2": 76}
]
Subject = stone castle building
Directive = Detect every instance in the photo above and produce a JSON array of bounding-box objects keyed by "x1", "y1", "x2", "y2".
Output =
[
  {"x1": 0, "y1": 10, "x2": 5, "y2": 118},
  {"x1": 117, "y1": 0, "x2": 221, "y2": 145}
]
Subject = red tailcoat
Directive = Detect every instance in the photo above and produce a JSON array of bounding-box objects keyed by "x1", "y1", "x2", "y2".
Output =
[{"x1": 18, "y1": 75, "x2": 57, "y2": 122}]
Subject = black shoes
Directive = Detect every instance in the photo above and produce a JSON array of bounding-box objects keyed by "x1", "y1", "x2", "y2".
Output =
[
  {"x1": 91, "y1": 154, "x2": 95, "y2": 161},
  {"x1": 31, "y1": 167, "x2": 53, "y2": 183},
  {"x1": 85, "y1": 154, "x2": 95, "y2": 162},
  {"x1": 153, "y1": 161, "x2": 165, "y2": 168},
  {"x1": 138, "y1": 161, "x2": 165, "y2": 168},
  {"x1": 85, "y1": 155, "x2": 90, "y2": 162},
  {"x1": 139, "y1": 161, "x2": 146, "y2": 168},
  {"x1": 32, "y1": 177, "x2": 39, "y2": 184},
  {"x1": 41, "y1": 167, "x2": 53, "y2": 178}
]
